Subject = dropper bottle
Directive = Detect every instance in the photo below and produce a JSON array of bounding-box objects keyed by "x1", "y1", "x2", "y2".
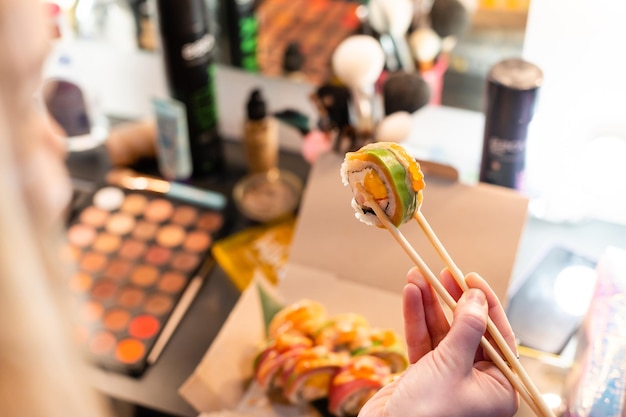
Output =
[
  {"x1": 234, "y1": 89, "x2": 303, "y2": 223},
  {"x1": 243, "y1": 88, "x2": 278, "y2": 173}
]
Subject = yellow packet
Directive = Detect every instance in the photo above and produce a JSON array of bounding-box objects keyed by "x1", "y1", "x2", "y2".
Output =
[{"x1": 211, "y1": 216, "x2": 297, "y2": 291}]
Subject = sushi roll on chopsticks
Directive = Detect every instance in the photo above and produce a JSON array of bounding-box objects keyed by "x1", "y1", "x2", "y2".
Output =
[
  {"x1": 340, "y1": 142, "x2": 557, "y2": 417},
  {"x1": 340, "y1": 142, "x2": 425, "y2": 228}
]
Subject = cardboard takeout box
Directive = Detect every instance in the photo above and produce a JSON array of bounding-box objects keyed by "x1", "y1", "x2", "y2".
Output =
[{"x1": 179, "y1": 152, "x2": 529, "y2": 413}]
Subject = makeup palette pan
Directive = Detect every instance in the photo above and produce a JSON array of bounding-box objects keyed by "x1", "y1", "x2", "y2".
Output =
[{"x1": 65, "y1": 183, "x2": 227, "y2": 376}]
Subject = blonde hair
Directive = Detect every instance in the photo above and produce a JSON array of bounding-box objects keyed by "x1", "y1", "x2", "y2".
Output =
[
  {"x1": 0, "y1": 1, "x2": 114, "y2": 416},
  {"x1": 0, "y1": 94, "x2": 115, "y2": 417}
]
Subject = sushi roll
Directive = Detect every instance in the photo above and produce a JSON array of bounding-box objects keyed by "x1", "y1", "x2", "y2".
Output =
[
  {"x1": 254, "y1": 333, "x2": 314, "y2": 390},
  {"x1": 340, "y1": 142, "x2": 425, "y2": 227},
  {"x1": 280, "y1": 345, "x2": 350, "y2": 404},
  {"x1": 268, "y1": 299, "x2": 328, "y2": 339},
  {"x1": 314, "y1": 313, "x2": 371, "y2": 353},
  {"x1": 255, "y1": 299, "x2": 409, "y2": 416},
  {"x1": 328, "y1": 355, "x2": 393, "y2": 417},
  {"x1": 352, "y1": 328, "x2": 408, "y2": 373}
]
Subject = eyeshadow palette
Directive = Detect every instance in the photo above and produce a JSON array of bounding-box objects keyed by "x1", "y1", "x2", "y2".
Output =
[{"x1": 64, "y1": 184, "x2": 227, "y2": 376}]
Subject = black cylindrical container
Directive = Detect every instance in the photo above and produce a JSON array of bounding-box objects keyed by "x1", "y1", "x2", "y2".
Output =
[
  {"x1": 155, "y1": 0, "x2": 223, "y2": 176},
  {"x1": 225, "y1": 0, "x2": 259, "y2": 71},
  {"x1": 479, "y1": 58, "x2": 543, "y2": 190}
]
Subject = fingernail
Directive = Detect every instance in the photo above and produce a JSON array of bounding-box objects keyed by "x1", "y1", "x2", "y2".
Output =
[{"x1": 464, "y1": 288, "x2": 486, "y2": 306}]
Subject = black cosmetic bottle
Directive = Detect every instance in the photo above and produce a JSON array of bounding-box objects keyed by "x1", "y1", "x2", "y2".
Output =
[
  {"x1": 155, "y1": 0, "x2": 223, "y2": 177},
  {"x1": 479, "y1": 58, "x2": 543, "y2": 190},
  {"x1": 225, "y1": 0, "x2": 259, "y2": 72}
]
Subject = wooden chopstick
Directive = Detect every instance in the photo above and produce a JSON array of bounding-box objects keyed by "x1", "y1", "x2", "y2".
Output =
[
  {"x1": 354, "y1": 183, "x2": 550, "y2": 417},
  {"x1": 413, "y1": 211, "x2": 556, "y2": 417}
]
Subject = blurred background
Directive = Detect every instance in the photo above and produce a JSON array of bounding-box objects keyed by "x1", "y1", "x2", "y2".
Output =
[
  {"x1": 46, "y1": 0, "x2": 626, "y2": 226},
  {"x1": 51, "y1": 0, "x2": 528, "y2": 112}
]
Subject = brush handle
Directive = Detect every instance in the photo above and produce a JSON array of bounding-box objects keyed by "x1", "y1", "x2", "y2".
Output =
[
  {"x1": 392, "y1": 34, "x2": 416, "y2": 73},
  {"x1": 379, "y1": 34, "x2": 401, "y2": 72},
  {"x1": 168, "y1": 183, "x2": 227, "y2": 210}
]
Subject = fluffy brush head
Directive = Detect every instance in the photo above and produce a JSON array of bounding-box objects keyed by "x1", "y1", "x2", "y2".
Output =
[
  {"x1": 429, "y1": 0, "x2": 470, "y2": 39},
  {"x1": 382, "y1": 71, "x2": 431, "y2": 115}
]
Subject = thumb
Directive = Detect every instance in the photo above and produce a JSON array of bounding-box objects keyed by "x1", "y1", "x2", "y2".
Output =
[{"x1": 437, "y1": 288, "x2": 488, "y2": 372}]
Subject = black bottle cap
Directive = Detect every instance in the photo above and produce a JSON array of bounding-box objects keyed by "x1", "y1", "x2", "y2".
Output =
[
  {"x1": 487, "y1": 58, "x2": 543, "y2": 124},
  {"x1": 155, "y1": 0, "x2": 208, "y2": 35},
  {"x1": 283, "y1": 42, "x2": 305, "y2": 73},
  {"x1": 247, "y1": 88, "x2": 267, "y2": 120}
]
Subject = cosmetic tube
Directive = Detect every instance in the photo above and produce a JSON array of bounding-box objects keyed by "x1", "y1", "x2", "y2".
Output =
[{"x1": 225, "y1": 0, "x2": 259, "y2": 72}]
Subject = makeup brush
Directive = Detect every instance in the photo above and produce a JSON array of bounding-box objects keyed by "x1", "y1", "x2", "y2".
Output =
[
  {"x1": 456, "y1": 0, "x2": 478, "y2": 13},
  {"x1": 382, "y1": 70, "x2": 431, "y2": 115},
  {"x1": 412, "y1": 0, "x2": 434, "y2": 28},
  {"x1": 106, "y1": 168, "x2": 227, "y2": 210},
  {"x1": 331, "y1": 35, "x2": 385, "y2": 134},
  {"x1": 273, "y1": 109, "x2": 310, "y2": 136},
  {"x1": 375, "y1": 111, "x2": 413, "y2": 143},
  {"x1": 408, "y1": 26, "x2": 442, "y2": 71},
  {"x1": 368, "y1": 0, "x2": 401, "y2": 73},
  {"x1": 368, "y1": 0, "x2": 415, "y2": 72},
  {"x1": 429, "y1": 0, "x2": 470, "y2": 53}
]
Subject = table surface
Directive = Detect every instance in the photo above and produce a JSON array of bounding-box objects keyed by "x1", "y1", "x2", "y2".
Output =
[{"x1": 67, "y1": 138, "x2": 626, "y2": 417}]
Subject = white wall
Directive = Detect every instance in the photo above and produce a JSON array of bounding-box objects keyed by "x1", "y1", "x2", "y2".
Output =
[{"x1": 523, "y1": 0, "x2": 626, "y2": 224}]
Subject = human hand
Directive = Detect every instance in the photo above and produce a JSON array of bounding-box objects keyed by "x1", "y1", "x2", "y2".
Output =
[{"x1": 358, "y1": 267, "x2": 519, "y2": 417}]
